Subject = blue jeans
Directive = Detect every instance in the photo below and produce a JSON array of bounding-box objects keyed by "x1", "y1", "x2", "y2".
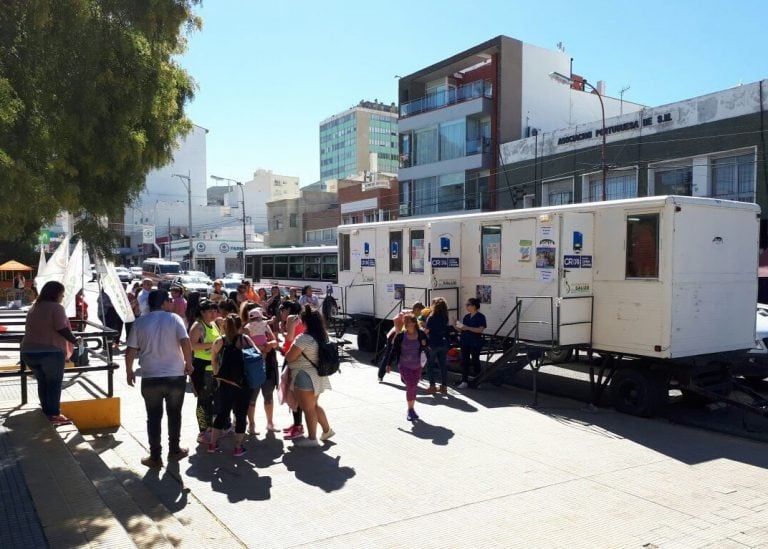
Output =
[
  {"x1": 427, "y1": 345, "x2": 448, "y2": 386},
  {"x1": 22, "y1": 351, "x2": 65, "y2": 416},
  {"x1": 141, "y1": 376, "x2": 186, "y2": 459}
]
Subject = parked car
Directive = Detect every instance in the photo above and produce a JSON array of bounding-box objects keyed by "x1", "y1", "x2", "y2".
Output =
[
  {"x1": 220, "y1": 278, "x2": 242, "y2": 295},
  {"x1": 185, "y1": 270, "x2": 213, "y2": 285},
  {"x1": 172, "y1": 274, "x2": 212, "y2": 296},
  {"x1": 130, "y1": 266, "x2": 143, "y2": 280},
  {"x1": 226, "y1": 272, "x2": 244, "y2": 281},
  {"x1": 114, "y1": 266, "x2": 132, "y2": 283}
]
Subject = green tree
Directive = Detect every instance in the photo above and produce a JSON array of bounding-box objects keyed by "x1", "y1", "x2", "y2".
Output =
[{"x1": 0, "y1": 0, "x2": 201, "y2": 251}]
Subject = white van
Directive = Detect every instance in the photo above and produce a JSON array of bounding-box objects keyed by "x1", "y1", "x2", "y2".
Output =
[{"x1": 141, "y1": 258, "x2": 181, "y2": 289}]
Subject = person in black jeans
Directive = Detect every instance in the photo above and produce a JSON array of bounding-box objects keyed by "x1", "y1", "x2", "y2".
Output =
[
  {"x1": 455, "y1": 297, "x2": 487, "y2": 389},
  {"x1": 126, "y1": 290, "x2": 194, "y2": 468}
]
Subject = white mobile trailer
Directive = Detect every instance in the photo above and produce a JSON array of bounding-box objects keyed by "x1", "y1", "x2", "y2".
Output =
[{"x1": 338, "y1": 196, "x2": 759, "y2": 364}]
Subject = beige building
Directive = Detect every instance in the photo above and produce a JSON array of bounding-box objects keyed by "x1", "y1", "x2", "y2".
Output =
[{"x1": 266, "y1": 188, "x2": 338, "y2": 247}]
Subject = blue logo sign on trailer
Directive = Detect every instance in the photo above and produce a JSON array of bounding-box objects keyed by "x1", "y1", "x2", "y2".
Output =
[
  {"x1": 431, "y1": 257, "x2": 460, "y2": 268},
  {"x1": 361, "y1": 258, "x2": 376, "y2": 267},
  {"x1": 563, "y1": 255, "x2": 593, "y2": 269}
]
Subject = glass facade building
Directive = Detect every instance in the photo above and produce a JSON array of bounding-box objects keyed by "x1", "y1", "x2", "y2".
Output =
[{"x1": 319, "y1": 101, "x2": 398, "y2": 182}]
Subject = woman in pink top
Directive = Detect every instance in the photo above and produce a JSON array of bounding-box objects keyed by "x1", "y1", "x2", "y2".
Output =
[
  {"x1": 169, "y1": 286, "x2": 188, "y2": 328},
  {"x1": 20, "y1": 281, "x2": 80, "y2": 426}
]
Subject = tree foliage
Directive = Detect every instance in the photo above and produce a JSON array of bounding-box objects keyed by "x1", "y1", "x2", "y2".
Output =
[{"x1": 0, "y1": 0, "x2": 201, "y2": 251}]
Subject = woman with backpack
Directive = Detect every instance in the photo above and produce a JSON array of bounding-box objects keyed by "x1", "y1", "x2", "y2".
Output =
[
  {"x1": 284, "y1": 305, "x2": 334, "y2": 447},
  {"x1": 208, "y1": 314, "x2": 256, "y2": 457},
  {"x1": 388, "y1": 314, "x2": 429, "y2": 421},
  {"x1": 424, "y1": 298, "x2": 451, "y2": 394}
]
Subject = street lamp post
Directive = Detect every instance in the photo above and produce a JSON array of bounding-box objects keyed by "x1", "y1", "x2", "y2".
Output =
[
  {"x1": 550, "y1": 71, "x2": 607, "y2": 201},
  {"x1": 210, "y1": 175, "x2": 246, "y2": 273},
  {"x1": 171, "y1": 172, "x2": 194, "y2": 270}
]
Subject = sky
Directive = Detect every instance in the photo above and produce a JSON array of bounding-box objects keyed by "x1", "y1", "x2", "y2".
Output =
[{"x1": 180, "y1": 0, "x2": 768, "y2": 189}]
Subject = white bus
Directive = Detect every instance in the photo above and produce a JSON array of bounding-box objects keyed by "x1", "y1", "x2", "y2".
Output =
[{"x1": 243, "y1": 246, "x2": 339, "y2": 298}]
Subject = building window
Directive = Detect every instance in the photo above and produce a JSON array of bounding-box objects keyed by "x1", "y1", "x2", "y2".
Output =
[
  {"x1": 543, "y1": 178, "x2": 574, "y2": 206},
  {"x1": 400, "y1": 180, "x2": 412, "y2": 216},
  {"x1": 587, "y1": 171, "x2": 637, "y2": 202},
  {"x1": 438, "y1": 172, "x2": 464, "y2": 213},
  {"x1": 465, "y1": 174, "x2": 490, "y2": 211},
  {"x1": 523, "y1": 194, "x2": 535, "y2": 208},
  {"x1": 289, "y1": 213, "x2": 298, "y2": 227},
  {"x1": 711, "y1": 153, "x2": 755, "y2": 202},
  {"x1": 653, "y1": 166, "x2": 692, "y2": 196},
  {"x1": 364, "y1": 213, "x2": 377, "y2": 223},
  {"x1": 439, "y1": 119, "x2": 465, "y2": 161},
  {"x1": 414, "y1": 126, "x2": 438, "y2": 165},
  {"x1": 340, "y1": 233, "x2": 350, "y2": 271},
  {"x1": 410, "y1": 230, "x2": 425, "y2": 273},
  {"x1": 273, "y1": 216, "x2": 284, "y2": 230},
  {"x1": 626, "y1": 213, "x2": 659, "y2": 278},
  {"x1": 413, "y1": 176, "x2": 438, "y2": 216},
  {"x1": 481, "y1": 225, "x2": 501, "y2": 275},
  {"x1": 389, "y1": 231, "x2": 402, "y2": 272}
]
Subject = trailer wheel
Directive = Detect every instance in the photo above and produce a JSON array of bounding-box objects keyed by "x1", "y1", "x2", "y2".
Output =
[
  {"x1": 546, "y1": 346, "x2": 573, "y2": 364},
  {"x1": 356, "y1": 324, "x2": 377, "y2": 353},
  {"x1": 610, "y1": 367, "x2": 666, "y2": 417}
]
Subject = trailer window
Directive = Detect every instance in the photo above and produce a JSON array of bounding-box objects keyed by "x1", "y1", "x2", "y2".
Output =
[
  {"x1": 389, "y1": 231, "x2": 403, "y2": 272},
  {"x1": 481, "y1": 225, "x2": 502, "y2": 275},
  {"x1": 410, "y1": 230, "x2": 425, "y2": 273},
  {"x1": 321, "y1": 256, "x2": 337, "y2": 280},
  {"x1": 340, "y1": 233, "x2": 350, "y2": 271},
  {"x1": 261, "y1": 256, "x2": 274, "y2": 278},
  {"x1": 626, "y1": 214, "x2": 659, "y2": 278},
  {"x1": 274, "y1": 256, "x2": 288, "y2": 278},
  {"x1": 304, "y1": 256, "x2": 321, "y2": 279},
  {"x1": 289, "y1": 255, "x2": 304, "y2": 278}
]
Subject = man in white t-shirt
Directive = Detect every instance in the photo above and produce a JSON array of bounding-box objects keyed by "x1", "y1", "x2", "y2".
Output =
[
  {"x1": 126, "y1": 289, "x2": 193, "y2": 468},
  {"x1": 137, "y1": 278, "x2": 153, "y2": 317}
]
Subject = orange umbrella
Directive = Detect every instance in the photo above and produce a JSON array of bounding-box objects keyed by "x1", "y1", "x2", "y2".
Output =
[{"x1": 0, "y1": 260, "x2": 33, "y2": 271}]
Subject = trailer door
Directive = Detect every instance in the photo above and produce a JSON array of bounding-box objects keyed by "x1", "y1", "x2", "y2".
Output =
[{"x1": 558, "y1": 212, "x2": 594, "y2": 346}]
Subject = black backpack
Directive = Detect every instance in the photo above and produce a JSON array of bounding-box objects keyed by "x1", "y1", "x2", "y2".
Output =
[
  {"x1": 217, "y1": 338, "x2": 246, "y2": 387},
  {"x1": 302, "y1": 337, "x2": 341, "y2": 376}
]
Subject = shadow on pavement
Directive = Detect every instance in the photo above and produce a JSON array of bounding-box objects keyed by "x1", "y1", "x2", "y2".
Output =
[
  {"x1": 397, "y1": 419, "x2": 455, "y2": 446},
  {"x1": 282, "y1": 447, "x2": 355, "y2": 492},
  {"x1": 185, "y1": 448, "x2": 272, "y2": 502}
]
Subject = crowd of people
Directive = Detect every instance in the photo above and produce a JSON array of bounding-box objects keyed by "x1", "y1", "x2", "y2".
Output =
[
  {"x1": 122, "y1": 281, "x2": 335, "y2": 467},
  {"x1": 20, "y1": 276, "x2": 488, "y2": 467}
]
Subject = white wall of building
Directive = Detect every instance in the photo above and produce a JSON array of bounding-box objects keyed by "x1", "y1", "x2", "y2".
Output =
[
  {"x1": 520, "y1": 43, "x2": 644, "y2": 135},
  {"x1": 502, "y1": 79, "x2": 768, "y2": 164}
]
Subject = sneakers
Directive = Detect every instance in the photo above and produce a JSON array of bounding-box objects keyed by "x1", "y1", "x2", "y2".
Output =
[
  {"x1": 168, "y1": 448, "x2": 189, "y2": 461},
  {"x1": 141, "y1": 456, "x2": 163, "y2": 468},
  {"x1": 232, "y1": 446, "x2": 246, "y2": 457},
  {"x1": 320, "y1": 428, "x2": 335, "y2": 441},
  {"x1": 412, "y1": 410, "x2": 420, "y2": 420},
  {"x1": 378, "y1": 377, "x2": 384, "y2": 383},
  {"x1": 48, "y1": 414, "x2": 73, "y2": 426},
  {"x1": 294, "y1": 437, "x2": 320, "y2": 448},
  {"x1": 425, "y1": 385, "x2": 437, "y2": 394},
  {"x1": 206, "y1": 443, "x2": 220, "y2": 454},
  {"x1": 439, "y1": 385, "x2": 448, "y2": 394},
  {"x1": 407, "y1": 409, "x2": 416, "y2": 422},
  {"x1": 283, "y1": 425, "x2": 304, "y2": 440},
  {"x1": 196, "y1": 430, "x2": 211, "y2": 444},
  {"x1": 456, "y1": 381, "x2": 469, "y2": 389}
]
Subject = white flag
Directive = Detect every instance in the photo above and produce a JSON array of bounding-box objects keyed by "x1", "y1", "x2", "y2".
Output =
[
  {"x1": 61, "y1": 240, "x2": 84, "y2": 317},
  {"x1": 95, "y1": 254, "x2": 135, "y2": 324},
  {"x1": 37, "y1": 247, "x2": 47, "y2": 278},
  {"x1": 35, "y1": 234, "x2": 69, "y2": 290}
]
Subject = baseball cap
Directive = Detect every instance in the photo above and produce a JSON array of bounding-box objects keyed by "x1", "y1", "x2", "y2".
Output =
[{"x1": 248, "y1": 308, "x2": 264, "y2": 320}]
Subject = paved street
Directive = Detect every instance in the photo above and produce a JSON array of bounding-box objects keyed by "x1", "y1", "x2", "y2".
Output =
[
  {"x1": 3, "y1": 284, "x2": 768, "y2": 547},
  {"x1": 4, "y1": 334, "x2": 768, "y2": 547}
]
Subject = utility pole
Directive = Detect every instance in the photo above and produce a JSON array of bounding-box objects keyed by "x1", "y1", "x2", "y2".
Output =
[
  {"x1": 168, "y1": 218, "x2": 172, "y2": 260},
  {"x1": 172, "y1": 172, "x2": 193, "y2": 270},
  {"x1": 237, "y1": 182, "x2": 247, "y2": 273}
]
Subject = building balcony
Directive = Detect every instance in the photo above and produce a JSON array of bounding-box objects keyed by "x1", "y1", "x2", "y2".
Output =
[
  {"x1": 400, "y1": 79, "x2": 493, "y2": 118},
  {"x1": 399, "y1": 148, "x2": 492, "y2": 182}
]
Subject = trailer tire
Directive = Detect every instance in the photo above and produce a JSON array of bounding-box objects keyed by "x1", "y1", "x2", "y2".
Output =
[
  {"x1": 610, "y1": 367, "x2": 665, "y2": 417},
  {"x1": 546, "y1": 346, "x2": 573, "y2": 364},
  {"x1": 356, "y1": 324, "x2": 377, "y2": 353}
]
